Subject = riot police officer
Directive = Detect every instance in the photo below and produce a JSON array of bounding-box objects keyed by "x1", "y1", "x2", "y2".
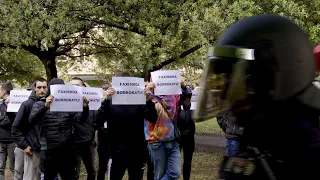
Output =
[{"x1": 194, "y1": 14, "x2": 320, "y2": 180}]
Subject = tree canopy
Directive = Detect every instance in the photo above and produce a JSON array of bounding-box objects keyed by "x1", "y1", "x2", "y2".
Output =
[{"x1": 0, "y1": 0, "x2": 319, "y2": 83}]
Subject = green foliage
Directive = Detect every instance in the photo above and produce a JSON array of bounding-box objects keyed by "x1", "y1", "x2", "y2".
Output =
[
  {"x1": 0, "y1": 0, "x2": 320, "y2": 82},
  {"x1": 94, "y1": 0, "x2": 320, "y2": 79},
  {"x1": 0, "y1": 48, "x2": 44, "y2": 86}
]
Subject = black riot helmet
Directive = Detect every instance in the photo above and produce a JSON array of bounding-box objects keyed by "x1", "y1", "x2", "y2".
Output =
[{"x1": 194, "y1": 14, "x2": 320, "y2": 122}]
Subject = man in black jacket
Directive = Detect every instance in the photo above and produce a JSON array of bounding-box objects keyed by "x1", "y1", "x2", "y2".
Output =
[
  {"x1": 98, "y1": 73, "x2": 158, "y2": 180},
  {"x1": 96, "y1": 83, "x2": 110, "y2": 180},
  {"x1": 12, "y1": 78, "x2": 48, "y2": 180},
  {"x1": 29, "y1": 78, "x2": 89, "y2": 180},
  {"x1": 217, "y1": 110, "x2": 244, "y2": 157},
  {"x1": 0, "y1": 82, "x2": 16, "y2": 179},
  {"x1": 71, "y1": 77, "x2": 97, "y2": 180},
  {"x1": 177, "y1": 99, "x2": 195, "y2": 180}
]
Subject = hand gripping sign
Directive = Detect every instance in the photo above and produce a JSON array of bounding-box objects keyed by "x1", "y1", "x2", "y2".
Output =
[
  {"x1": 150, "y1": 70, "x2": 182, "y2": 95},
  {"x1": 50, "y1": 85, "x2": 83, "y2": 112},
  {"x1": 82, "y1": 87, "x2": 103, "y2": 110},
  {"x1": 112, "y1": 77, "x2": 146, "y2": 105}
]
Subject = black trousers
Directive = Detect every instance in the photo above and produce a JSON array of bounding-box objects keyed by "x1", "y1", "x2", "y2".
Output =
[
  {"x1": 44, "y1": 144, "x2": 76, "y2": 180},
  {"x1": 75, "y1": 141, "x2": 96, "y2": 180},
  {"x1": 180, "y1": 134, "x2": 195, "y2": 180},
  {"x1": 97, "y1": 140, "x2": 110, "y2": 180},
  {"x1": 109, "y1": 150, "x2": 145, "y2": 180}
]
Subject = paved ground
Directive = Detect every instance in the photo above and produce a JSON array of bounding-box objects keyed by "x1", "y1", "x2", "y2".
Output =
[
  {"x1": 195, "y1": 134, "x2": 226, "y2": 148},
  {"x1": 4, "y1": 169, "x2": 12, "y2": 180}
]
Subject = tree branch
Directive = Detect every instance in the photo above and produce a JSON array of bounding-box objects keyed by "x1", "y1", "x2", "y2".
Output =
[
  {"x1": 64, "y1": 50, "x2": 107, "y2": 58},
  {"x1": 149, "y1": 43, "x2": 204, "y2": 72},
  {"x1": 77, "y1": 43, "x2": 118, "y2": 49},
  {"x1": 54, "y1": 27, "x2": 91, "y2": 56},
  {"x1": 21, "y1": 44, "x2": 41, "y2": 56},
  {"x1": 0, "y1": 43, "x2": 18, "y2": 49},
  {"x1": 78, "y1": 16, "x2": 147, "y2": 36},
  {"x1": 161, "y1": 14, "x2": 180, "y2": 35}
]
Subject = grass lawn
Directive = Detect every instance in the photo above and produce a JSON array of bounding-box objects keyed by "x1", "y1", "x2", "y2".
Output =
[
  {"x1": 195, "y1": 118, "x2": 224, "y2": 136},
  {"x1": 78, "y1": 145, "x2": 225, "y2": 180}
]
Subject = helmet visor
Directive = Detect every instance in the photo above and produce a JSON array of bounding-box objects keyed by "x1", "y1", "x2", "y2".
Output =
[{"x1": 194, "y1": 46, "x2": 254, "y2": 122}]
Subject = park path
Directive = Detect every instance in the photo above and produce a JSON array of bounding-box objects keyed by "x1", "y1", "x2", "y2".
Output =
[{"x1": 195, "y1": 134, "x2": 226, "y2": 148}]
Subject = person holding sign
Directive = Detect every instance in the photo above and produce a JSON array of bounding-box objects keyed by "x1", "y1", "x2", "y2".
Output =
[
  {"x1": 0, "y1": 82, "x2": 16, "y2": 180},
  {"x1": 97, "y1": 72, "x2": 157, "y2": 180},
  {"x1": 28, "y1": 78, "x2": 90, "y2": 180},
  {"x1": 96, "y1": 83, "x2": 111, "y2": 180},
  {"x1": 71, "y1": 77, "x2": 97, "y2": 180},
  {"x1": 145, "y1": 75, "x2": 181, "y2": 180}
]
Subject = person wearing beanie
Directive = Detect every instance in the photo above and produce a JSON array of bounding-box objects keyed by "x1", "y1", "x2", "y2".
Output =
[{"x1": 29, "y1": 78, "x2": 89, "y2": 180}]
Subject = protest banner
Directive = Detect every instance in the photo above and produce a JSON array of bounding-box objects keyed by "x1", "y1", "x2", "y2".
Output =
[
  {"x1": 82, "y1": 87, "x2": 103, "y2": 110},
  {"x1": 112, "y1": 77, "x2": 145, "y2": 105},
  {"x1": 151, "y1": 70, "x2": 182, "y2": 95},
  {"x1": 50, "y1": 85, "x2": 83, "y2": 112},
  {"x1": 7, "y1": 90, "x2": 32, "y2": 112}
]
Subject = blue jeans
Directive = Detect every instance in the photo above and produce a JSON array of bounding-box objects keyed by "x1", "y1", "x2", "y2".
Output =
[
  {"x1": 148, "y1": 140, "x2": 181, "y2": 180},
  {"x1": 226, "y1": 139, "x2": 240, "y2": 157}
]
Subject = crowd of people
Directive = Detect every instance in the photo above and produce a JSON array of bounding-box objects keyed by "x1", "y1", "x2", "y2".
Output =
[{"x1": 0, "y1": 73, "x2": 197, "y2": 180}]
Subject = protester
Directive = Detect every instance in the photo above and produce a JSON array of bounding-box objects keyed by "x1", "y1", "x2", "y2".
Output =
[
  {"x1": 29, "y1": 78, "x2": 89, "y2": 180},
  {"x1": 143, "y1": 146, "x2": 154, "y2": 180},
  {"x1": 0, "y1": 82, "x2": 16, "y2": 179},
  {"x1": 11, "y1": 78, "x2": 48, "y2": 180},
  {"x1": 98, "y1": 72, "x2": 158, "y2": 180},
  {"x1": 177, "y1": 98, "x2": 195, "y2": 180},
  {"x1": 71, "y1": 77, "x2": 97, "y2": 180},
  {"x1": 143, "y1": 82, "x2": 154, "y2": 180},
  {"x1": 145, "y1": 84, "x2": 181, "y2": 180},
  {"x1": 96, "y1": 83, "x2": 110, "y2": 180},
  {"x1": 217, "y1": 110, "x2": 243, "y2": 157}
]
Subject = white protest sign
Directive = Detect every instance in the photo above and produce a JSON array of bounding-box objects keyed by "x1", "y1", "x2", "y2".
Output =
[
  {"x1": 151, "y1": 70, "x2": 182, "y2": 95},
  {"x1": 191, "y1": 90, "x2": 198, "y2": 110},
  {"x1": 7, "y1": 90, "x2": 32, "y2": 112},
  {"x1": 82, "y1": 87, "x2": 103, "y2": 110},
  {"x1": 50, "y1": 85, "x2": 83, "y2": 112},
  {"x1": 112, "y1": 77, "x2": 145, "y2": 105}
]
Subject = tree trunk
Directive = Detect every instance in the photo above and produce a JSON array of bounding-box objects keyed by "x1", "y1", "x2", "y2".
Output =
[{"x1": 40, "y1": 55, "x2": 58, "y2": 81}]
